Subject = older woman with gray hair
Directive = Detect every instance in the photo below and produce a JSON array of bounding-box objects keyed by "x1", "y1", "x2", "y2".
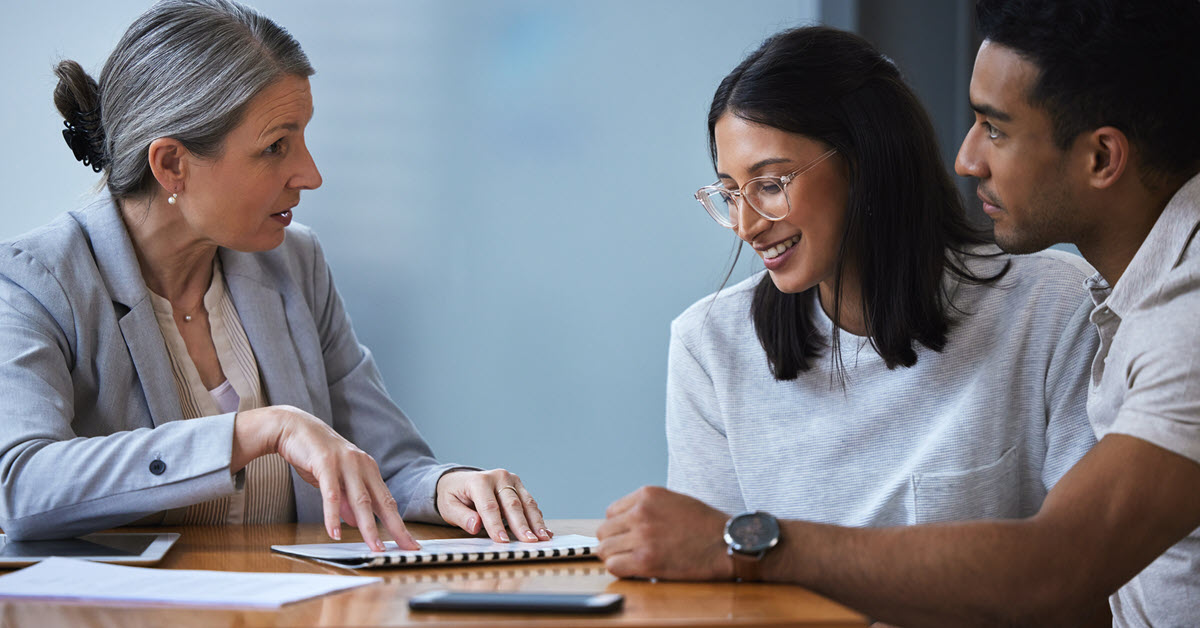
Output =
[{"x1": 0, "y1": 0, "x2": 549, "y2": 550}]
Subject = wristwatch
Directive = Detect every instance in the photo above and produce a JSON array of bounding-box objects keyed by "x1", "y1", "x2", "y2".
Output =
[{"x1": 723, "y1": 510, "x2": 780, "y2": 582}]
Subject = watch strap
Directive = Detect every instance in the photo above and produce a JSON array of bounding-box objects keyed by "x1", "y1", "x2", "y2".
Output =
[{"x1": 728, "y1": 547, "x2": 764, "y2": 582}]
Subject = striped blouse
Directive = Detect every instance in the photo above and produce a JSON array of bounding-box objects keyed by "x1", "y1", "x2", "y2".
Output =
[{"x1": 148, "y1": 259, "x2": 295, "y2": 524}]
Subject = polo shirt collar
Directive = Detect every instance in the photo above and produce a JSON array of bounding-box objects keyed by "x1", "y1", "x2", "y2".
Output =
[{"x1": 1102, "y1": 172, "x2": 1200, "y2": 317}]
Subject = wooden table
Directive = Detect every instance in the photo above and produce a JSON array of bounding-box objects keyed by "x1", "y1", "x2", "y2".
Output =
[{"x1": 0, "y1": 520, "x2": 867, "y2": 627}]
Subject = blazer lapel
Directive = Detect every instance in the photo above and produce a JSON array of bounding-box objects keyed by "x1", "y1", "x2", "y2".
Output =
[
  {"x1": 117, "y1": 302, "x2": 184, "y2": 426},
  {"x1": 83, "y1": 197, "x2": 183, "y2": 427},
  {"x1": 220, "y1": 250, "x2": 314, "y2": 414},
  {"x1": 220, "y1": 250, "x2": 325, "y2": 520}
]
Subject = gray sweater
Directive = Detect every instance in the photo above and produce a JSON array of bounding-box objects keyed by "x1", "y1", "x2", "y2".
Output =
[{"x1": 666, "y1": 248, "x2": 1099, "y2": 526}]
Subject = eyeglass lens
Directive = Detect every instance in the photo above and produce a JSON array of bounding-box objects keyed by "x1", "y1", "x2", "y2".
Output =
[{"x1": 702, "y1": 178, "x2": 790, "y2": 227}]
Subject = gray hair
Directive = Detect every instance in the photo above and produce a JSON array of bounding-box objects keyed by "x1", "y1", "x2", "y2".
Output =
[{"x1": 53, "y1": 0, "x2": 314, "y2": 198}]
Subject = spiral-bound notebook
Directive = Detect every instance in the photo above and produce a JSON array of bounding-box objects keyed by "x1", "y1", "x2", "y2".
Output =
[{"x1": 271, "y1": 534, "x2": 599, "y2": 569}]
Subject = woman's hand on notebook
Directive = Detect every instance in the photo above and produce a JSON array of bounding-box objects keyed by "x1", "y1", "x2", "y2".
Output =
[
  {"x1": 436, "y1": 469, "x2": 552, "y2": 544},
  {"x1": 233, "y1": 405, "x2": 421, "y2": 553}
]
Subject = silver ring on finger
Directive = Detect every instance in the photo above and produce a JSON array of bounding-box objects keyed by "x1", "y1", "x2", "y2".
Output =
[{"x1": 498, "y1": 486, "x2": 519, "y2": 496}]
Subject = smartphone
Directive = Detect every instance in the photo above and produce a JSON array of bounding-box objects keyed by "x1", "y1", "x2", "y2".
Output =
[{"x1": 408, "y1": 590, "x2": 624, "y2": 614}]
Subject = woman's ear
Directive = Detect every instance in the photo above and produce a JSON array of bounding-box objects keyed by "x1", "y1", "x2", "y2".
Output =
[
  {"x1": 147, "y1": 137, "x2": 189, "y2": 195},
  {"x1": 1083, "y1": 126, "x2": 1130, "y2": 191}
]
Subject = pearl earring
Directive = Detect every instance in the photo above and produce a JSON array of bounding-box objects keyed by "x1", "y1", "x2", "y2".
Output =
[{"x1": 167, "y1": 193, "x2": 178, "y2": 205}]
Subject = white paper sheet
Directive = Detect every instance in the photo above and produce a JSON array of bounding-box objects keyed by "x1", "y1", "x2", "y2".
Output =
[{"x1": 0, "y1": 556, "x2": 379, "y2": 607}]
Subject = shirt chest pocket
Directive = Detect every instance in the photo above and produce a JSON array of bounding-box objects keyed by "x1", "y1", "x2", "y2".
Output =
[{"x1": 910, "y1": 445, "x2": 1022, "y2": 524}]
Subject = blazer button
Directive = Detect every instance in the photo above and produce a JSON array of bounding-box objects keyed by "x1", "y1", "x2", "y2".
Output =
[{"x1": 149, "y1": 459, "x2": 167, "y2": 475}]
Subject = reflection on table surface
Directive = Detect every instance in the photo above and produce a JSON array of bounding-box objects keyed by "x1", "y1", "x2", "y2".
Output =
[{"x1": 0, "y1": 520, "x2": 868, "y2": 627}]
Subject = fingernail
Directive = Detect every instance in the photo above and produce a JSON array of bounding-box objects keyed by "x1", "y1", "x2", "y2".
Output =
[
  {"x1": 332, "y1": 528, "x2": 341, "y2": 541},
  {"x1": 524, "y1": 530, "x2": 538, "y2": 541},
  {"x1": 545, "y1": 528, "x2": 554, "y2": 537},
  {"x1": 499, "y1": 530, "x2": 509, "y2": 542},
  {"x1": 538, "y1": 528, "x2": 550, "y2": 540},
  {"x1": 468, "y1": 517, "x2": 477, "y2": 533}
]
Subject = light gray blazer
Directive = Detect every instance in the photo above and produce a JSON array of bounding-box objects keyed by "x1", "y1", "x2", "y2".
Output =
[{"x1": 0, "y1": 195, "x2": 458, "y2": 540}]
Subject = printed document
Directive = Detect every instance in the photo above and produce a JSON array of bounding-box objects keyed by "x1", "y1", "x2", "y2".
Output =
[{"x1": 0, "y1": 556, "x2": 378, "y2": 607}]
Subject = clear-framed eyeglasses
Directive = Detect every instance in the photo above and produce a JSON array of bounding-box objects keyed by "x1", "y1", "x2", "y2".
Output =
[{"x1": 694, "y1": 148, "x2": 837, "y2": 228}]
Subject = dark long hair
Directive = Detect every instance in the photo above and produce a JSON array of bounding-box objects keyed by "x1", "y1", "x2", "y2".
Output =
[{"x1": 709, "y1": 26, "x2": 1007, "y2": 381}]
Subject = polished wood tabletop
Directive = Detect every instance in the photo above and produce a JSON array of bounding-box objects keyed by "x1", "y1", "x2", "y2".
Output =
[{"x1": 0, "y1": 520, "x2": 868, "y2": 627}]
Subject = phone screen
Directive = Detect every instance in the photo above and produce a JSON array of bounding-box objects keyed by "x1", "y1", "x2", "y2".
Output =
[{"x1": 408, "y1": 590, "x2": 624, "y2": 614}]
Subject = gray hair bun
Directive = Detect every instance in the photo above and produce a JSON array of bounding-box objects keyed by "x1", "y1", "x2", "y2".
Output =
[{"x1": 53, "y1": 60, "x2": 107, "y2": 173}]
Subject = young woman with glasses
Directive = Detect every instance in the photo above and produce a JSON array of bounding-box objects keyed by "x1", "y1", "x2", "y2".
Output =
[{"x1": 596, "y1": 26, "x2": 1101, "y2": 582}]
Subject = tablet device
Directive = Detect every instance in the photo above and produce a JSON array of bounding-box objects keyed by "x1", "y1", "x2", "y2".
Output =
[
  {"x1": 409, "y1": 590, "x2": 624, "y2": 614},
  {"x1": 0, "y1": 533, "x2": 180, "y2": 567}
]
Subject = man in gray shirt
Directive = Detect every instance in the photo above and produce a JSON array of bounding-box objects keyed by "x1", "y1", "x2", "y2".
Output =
[{"x1": 598, "y1": 0, "x2": 1200, "y2": 625}]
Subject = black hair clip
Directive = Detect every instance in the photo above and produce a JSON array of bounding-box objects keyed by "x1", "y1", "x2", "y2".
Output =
[
  {"x1": 61, "y1": 106, "x2": 105, "y2": 173},
  {"x1": 62, "y1": 122, "x2": 97, "y2": 171}
]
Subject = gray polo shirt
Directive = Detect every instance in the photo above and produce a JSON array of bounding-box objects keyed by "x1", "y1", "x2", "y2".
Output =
[
  {"x1": 1086, "y1": 173, "x2": 1200, "y2": 627},
  {"x1": 666, "y1": 248, "x2": 1098, "y2": 527}
]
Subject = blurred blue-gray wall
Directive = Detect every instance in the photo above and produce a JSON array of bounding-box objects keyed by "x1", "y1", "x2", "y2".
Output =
[{"x1": 0, "y1": 1, "x2": 821, "y2": 518}]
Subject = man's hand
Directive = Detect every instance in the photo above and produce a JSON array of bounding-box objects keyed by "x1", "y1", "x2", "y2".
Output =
[{"x1": 596, "y1": 486, "x2": 733, "y2": 580}]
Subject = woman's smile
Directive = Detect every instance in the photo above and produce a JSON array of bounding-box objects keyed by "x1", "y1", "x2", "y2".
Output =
[
  {"x1": 760, "y1": 234, "x2": 800, "y2": 259},
  {"x1": 760, "y1": 234, "x2": 800, "y2": 271}
]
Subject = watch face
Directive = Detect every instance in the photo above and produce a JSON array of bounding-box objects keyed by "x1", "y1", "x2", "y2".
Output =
[{"x1": 726, "y1": 512, "x2": 779, "y2": 554}]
